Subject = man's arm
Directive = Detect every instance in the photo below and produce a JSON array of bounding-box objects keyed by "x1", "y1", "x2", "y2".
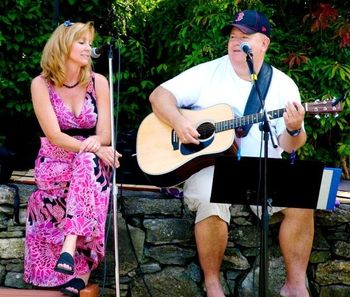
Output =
[{"x1": 149, "y1": 86, "x2": 199, "y2": 144}]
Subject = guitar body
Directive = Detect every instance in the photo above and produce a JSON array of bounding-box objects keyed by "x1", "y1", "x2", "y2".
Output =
[
  {"x1": 136, "y1": 104, "x2": 237, "y2": 187},
  {"x1": 136, "y1": 98, "x2": 342, "y2": 187}
]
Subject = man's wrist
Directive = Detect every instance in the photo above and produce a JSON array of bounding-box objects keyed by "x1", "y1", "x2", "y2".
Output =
[{"x1": 286, "y1": 127, "x2": 302, "y2": 137}]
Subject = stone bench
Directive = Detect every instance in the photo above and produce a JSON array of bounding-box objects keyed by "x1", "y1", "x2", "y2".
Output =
[{"x1": 0, "y1": 176, "x2": 350, "y2": 297}]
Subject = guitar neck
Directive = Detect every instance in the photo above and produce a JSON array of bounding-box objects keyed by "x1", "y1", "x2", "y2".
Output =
[
  {"x1": 214, "y1": 97, "x2": 343, "y2": 132},
  {"x1": 216, "y1": 107, "x2": 287, "y2": 132}
]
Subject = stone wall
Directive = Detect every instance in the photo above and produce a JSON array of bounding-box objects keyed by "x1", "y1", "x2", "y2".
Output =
[{"x1": 0, "y1": 183, "x2": 349, "y2": 297}]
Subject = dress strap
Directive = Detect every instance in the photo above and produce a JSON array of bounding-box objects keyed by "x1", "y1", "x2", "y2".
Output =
[
  {"x1": 87, "y1": 72, "x2": 98, "y2": 113},
  {"x1": 92, "y1": 72, "x2": 96, "y2": 90}
]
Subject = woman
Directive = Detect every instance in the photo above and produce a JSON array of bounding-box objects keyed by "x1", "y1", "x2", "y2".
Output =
[{"x1": 24, "y1": 20, "x2": 121, "y2": 297}]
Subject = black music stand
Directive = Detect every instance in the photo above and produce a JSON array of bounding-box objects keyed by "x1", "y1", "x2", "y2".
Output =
[
  {"x1": 210, "y1": 156, "x2": 341, "y2": 296},
  {"x1": 211, "y1": 156, "x2": 341, "y2": 209}
]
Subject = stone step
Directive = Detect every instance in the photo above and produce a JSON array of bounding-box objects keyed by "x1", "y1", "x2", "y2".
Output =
[{"x1": 0, "y1": 283, "x2": 99, "y2": 297}]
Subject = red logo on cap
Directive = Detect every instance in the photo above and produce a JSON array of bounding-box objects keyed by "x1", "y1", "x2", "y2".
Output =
[
  {"x1": 235, "y1": 12, "x2": 244, "y2": 22},
  {"x1": 261, "y1": 26, "x2": 267, "y2": 32}
]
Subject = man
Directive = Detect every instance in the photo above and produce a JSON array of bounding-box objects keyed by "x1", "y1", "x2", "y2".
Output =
[{"x1": 149, "y1": 9, "x2": 313, "y2": 297}]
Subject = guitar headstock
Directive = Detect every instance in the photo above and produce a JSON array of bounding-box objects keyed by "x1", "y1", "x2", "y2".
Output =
[{"x1": 305, "y1": 96, "x2": 343, "y2": 115}]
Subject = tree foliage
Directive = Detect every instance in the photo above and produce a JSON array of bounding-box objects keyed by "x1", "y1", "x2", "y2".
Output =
[
  {"x1": 263, "y1": 0, "x2": 350, "y2": 176},
  {"x1": 1, "y1": 0, "x2": 349, "y2": 177},
  {"x1": 0, "y1": 0, "x2": 113, "y2": 167}
]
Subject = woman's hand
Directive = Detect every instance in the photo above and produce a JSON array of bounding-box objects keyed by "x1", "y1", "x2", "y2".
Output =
[
  {"x1": 95, "y1": 146, "x2": 122, "y2": 168},
  {"x1": 80, "y1": 135, "x2": 101, "y2": 153}
]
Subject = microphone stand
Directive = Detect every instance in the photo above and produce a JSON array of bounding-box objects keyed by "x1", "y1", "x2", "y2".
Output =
[
  {"x1": 245, "y1": 53, "x2": 277, "y2": 297},
  {"x1": 107, "y1": 44, "x2": 120, "y2": 297}
]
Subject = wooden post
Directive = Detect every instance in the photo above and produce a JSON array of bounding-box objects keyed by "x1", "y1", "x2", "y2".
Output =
[
  {"x1": 0, "y1": 283, "x2": 99, "y2": 297},
  {"x1": 0, "y1": 288, "x2": 64, "y2": 297},
  {"x1": 80, "y1": 283, "x2": 100, "y2": 297}
]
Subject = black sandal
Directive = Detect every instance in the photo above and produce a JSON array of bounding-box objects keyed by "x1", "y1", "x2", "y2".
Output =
[
  {"x1": 60, "y1": 278, "x2": 86, "y2": 297},
  {"x1": 54, "y1": 252, "x2": 74, "y2": 275}
]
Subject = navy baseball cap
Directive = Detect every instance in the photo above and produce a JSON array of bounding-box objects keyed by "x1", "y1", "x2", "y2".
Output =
[{"x1": 221, "y1": 10, "x2": 271, "y2": 37}]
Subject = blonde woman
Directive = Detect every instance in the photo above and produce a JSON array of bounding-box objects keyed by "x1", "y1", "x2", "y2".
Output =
[{"x1": 24, "y1": 20, "x2": 121, "y2": 297}]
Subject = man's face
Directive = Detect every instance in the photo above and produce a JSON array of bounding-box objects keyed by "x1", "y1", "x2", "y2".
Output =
[{"x1": 227, "y1": 27, "x2": 270, "y2": 66}]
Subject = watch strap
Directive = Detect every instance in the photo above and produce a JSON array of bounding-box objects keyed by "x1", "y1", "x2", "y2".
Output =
[{"x1": 286, "y1": 127, "x2": 302, "y2": 137}]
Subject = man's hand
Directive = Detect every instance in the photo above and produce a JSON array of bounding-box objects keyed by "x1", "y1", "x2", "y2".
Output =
[
  {"x1": 173, "y1": 114, "x2": 200, "y2": 145},
  {"x1": 283, "y1": 101, "x2": 305, "y2": 131}
]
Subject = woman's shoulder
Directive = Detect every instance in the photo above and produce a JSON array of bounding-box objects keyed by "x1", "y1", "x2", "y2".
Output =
[
  {"x1": 32, "y1": 75, "x2": 43, "y2": 84},
  {"x1": 92, "y1": 72, "x2": 108, "y2": 84},
  {"x1": 31, "y1": 75, "x2": 51, "y2": 104},
  {"x1": 91, "y1": 72, "x2": 109, "y2": 92},
  {"x1": 31, "y1": 75, "x2": 48, "y2": 90}
]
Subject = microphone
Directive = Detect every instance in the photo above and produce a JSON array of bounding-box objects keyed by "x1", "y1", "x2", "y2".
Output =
[
  {"x1": 241, "y1": 42, "x2": 256, "y2": 80},
  {"x1": 91, "y1": 43, "x2": 110, "y2": 58},
  {"x1": 240, "y1": 42, "x2": 252, "y2": 56}
]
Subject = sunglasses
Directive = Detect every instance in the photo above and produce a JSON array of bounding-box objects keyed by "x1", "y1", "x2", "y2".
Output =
[{"x1": 63, "y1": 20, "x2": 74, "y2": 27}]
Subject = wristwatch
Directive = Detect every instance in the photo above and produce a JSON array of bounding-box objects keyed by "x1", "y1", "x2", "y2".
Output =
[{"x1": 286, "y1": 127, "x2": 302, "y2": 137}]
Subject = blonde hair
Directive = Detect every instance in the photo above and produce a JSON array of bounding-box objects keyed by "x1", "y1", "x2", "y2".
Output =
[{"x1": 40, "y1": 21, "x2": 95, "y2": 87}]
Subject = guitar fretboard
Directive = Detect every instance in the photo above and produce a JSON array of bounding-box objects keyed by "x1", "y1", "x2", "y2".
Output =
[
  {"x1": 215, "y1": 108, "x2": 286, "y2": 132},
  {"x1": 172, "y1": 99, "x2": 340, "y2": 141}
]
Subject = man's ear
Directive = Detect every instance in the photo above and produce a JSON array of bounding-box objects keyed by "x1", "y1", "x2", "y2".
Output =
[{"x1": 262, "y1": 36, "x2": 270, "y2": 52}]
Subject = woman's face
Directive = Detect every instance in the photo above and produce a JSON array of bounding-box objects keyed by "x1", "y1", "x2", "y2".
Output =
[{"x1": 68, "y1": 32, "x2": 92, "y2": 66}]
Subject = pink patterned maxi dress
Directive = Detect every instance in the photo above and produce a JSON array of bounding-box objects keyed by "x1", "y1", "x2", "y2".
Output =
[{"x1": 24, "y1": 73, "x2": 112, "y2": 287}]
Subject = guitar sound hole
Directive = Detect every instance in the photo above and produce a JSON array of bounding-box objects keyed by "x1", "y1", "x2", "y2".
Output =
[{"x1": 197, "y1": 122, "x2": 215, "y2": 140}]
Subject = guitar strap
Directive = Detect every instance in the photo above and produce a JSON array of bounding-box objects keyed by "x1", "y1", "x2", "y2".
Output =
[{"x1": 239, "y1": 62, "x2": 273, "y2": 137}]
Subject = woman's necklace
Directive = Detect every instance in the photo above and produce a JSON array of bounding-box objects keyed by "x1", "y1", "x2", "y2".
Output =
[{"x1": 63, "y1": 81, "x2": 79, "y2": 88}]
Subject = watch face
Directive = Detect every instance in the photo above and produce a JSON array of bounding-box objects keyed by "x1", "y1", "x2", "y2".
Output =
[{"x1": 287, "y1": 128, "x2": 301, "y2": 136}]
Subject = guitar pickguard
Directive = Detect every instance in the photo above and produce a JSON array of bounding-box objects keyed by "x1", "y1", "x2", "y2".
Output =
[{"x1": 180, "y1": 137, "x2": 214, "y2": 155}]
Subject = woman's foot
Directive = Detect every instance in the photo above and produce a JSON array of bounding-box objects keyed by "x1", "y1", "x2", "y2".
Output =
[
  {"x1": 54, "y1": 252, "x2": 74, "y2": 275},
  {"x1": 60, "y1": 272, "x2": 90, "y2": 297},
  {"x1": 54, "y1": 234, "x2": 78, "y2": 275},
  {"x1": 60, "y1": 277, "x2": 86, "y2": 297}
]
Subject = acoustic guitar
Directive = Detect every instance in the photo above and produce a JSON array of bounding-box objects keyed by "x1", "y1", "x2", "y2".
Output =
[{"x1": 136, "y1": 99, "x2": 342, "y2": 187}]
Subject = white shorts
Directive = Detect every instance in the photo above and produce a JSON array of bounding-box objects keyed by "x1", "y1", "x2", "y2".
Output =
[
  {"x1": 250, "y1": 205, "x2": 285, "y2": 219},
  {"x1": 183, "y1": 165, "x2": 284, "y2": 224},
  {"x1": 183, "y1": 166, "x2": 231, "y2": 224}
]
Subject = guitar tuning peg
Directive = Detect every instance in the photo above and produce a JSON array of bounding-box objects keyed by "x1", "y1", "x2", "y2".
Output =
[
  {"x1": 325, "y1": 114, "x2": 330, "y2": 118},
  {"x1": 315, "y1": 114, "x2": 320, "y2": 119},
  {"x1": 334, "y1": 113, "x2": 339, "y2": 118}
]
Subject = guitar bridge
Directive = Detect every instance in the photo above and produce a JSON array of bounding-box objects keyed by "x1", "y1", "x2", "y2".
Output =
[{"x1": 172, "y1": 130, "x2": 179, "y2": 151}]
